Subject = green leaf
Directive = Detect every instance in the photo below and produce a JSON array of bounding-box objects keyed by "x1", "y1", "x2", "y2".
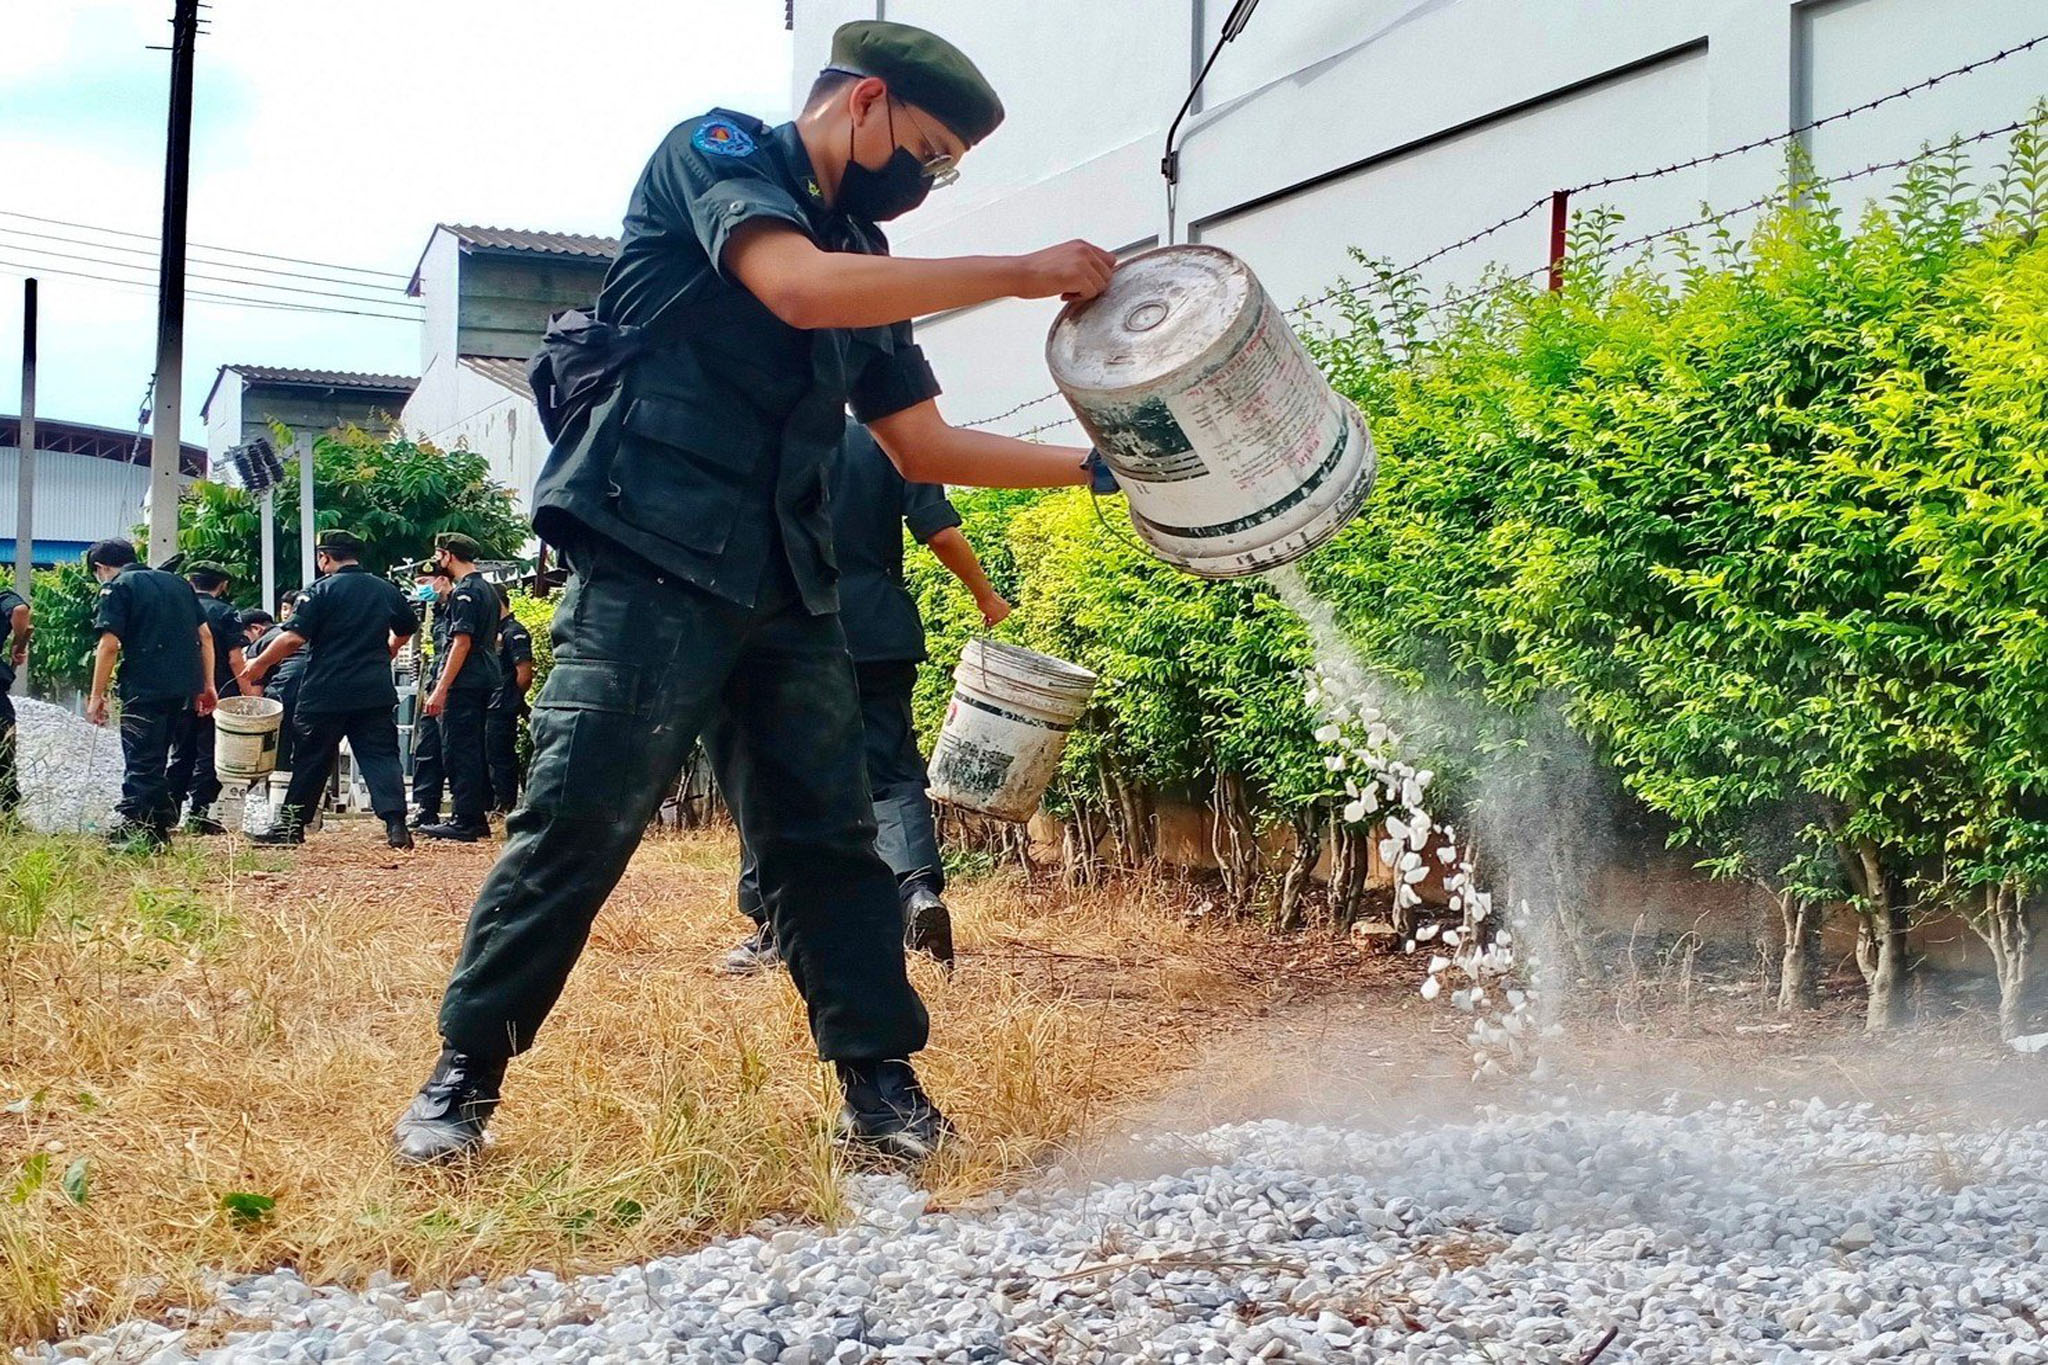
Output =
[
  {"x1": 61, "y1": 1157, "x2": 89, "y2": 1205},
  {"x1": 220, "y1": 1191, "x2": 277, "y2": 1226},
  {"x1": 10, "y1": 1153, "x2": 50, "y2": 1203}
]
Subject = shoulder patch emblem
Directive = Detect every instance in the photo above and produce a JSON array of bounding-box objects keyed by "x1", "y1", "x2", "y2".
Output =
[{"x1": 693, "y1": 118, "x2": 756, "y2": 158}]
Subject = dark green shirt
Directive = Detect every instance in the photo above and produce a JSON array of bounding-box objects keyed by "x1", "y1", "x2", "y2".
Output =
[
  {"x1": 0, "y1": 586, "x2": 27, "y2": 690},
  {"x1": 493, "y1": 614, "x2": 533, "y2": 710},
  {"x1": 282, "y1": 564, "x2": 418, "y2": 714},
  {"x1": 532, "y1": 109, "x2": 942, "y2": 615},
  {"x1": 832, "y1": 423, "x2": 959, "y2": 665},
  {"x1": 442, "y1": 572, "x2": 503, "y2": 696},
  {"x1": 92, "y1": 563, "x2": 204, "y2": 705},
  {"x1": 194, "y1": 588, "x2": 244, "y2": 695}
]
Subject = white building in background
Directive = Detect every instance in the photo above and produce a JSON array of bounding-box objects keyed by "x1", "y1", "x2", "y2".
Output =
[
  {"x1": 789, "y1": 0, "x2": 2048, "y2": 433},
  {"x1": 400, "y1": 225, "x2": 615, "y2": 515},
  {"x1": 202, "y1": 366, "x2": 417, "y2": 466},
  {"x1": 2, "y1": 415, "x2": 204, "y2": 570}
]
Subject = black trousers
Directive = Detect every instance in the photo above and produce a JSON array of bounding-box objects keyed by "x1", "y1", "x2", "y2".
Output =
[
  {"x1": 276, "y1": 705, "x2": 408, "y2": 827},
  {"x1": 166, "y1": 709, "x2": 222, "y2": 813},
  {"x1": 0, "y1": 689, "x2": 18, "y2": 814},
  {"x1": 116, "y1": 698, "x2": 184, "y2": 831},
  {"x1": 272, "y1": 676, "x2": 301, "y2": 772},
  {"x1": 730, "y1": 659, "x2": 944, "y2": 926},
  {"x1": 485, "y1": 702, "x2": 523, "y2": 811},
  {"x1": 437, "y1": 537, "x2": 926, "y2": 1063},
  {"x1": 440, "y1": 691, "x2": 490, "y2": 828},
  {"x1": 411, "y1": 711, "x2": 444, "y2": 818}
]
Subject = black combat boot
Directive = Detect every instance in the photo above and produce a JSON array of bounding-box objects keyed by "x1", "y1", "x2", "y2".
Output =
[
  {"x1": 902, "y1": 885, "x2": 955, "y2": 968},
  {"x1": 392, "y1": 1047, "x2": 507, "y2": 1166},
  {"x1": 835, "y1": 1058, "x2": 955, "y2": 1162},
  {"x1": 418, "y1": 820, "x2": 487, "y2": 843},
  {"x1": 385, "y1": 816, "x2": 415, "y2": 850}
]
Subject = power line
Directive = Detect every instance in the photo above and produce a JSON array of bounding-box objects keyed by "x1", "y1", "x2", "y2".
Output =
[
  {"x1": 0, "y1": 238, "x2": 421, "y2": 309},
  {"x1": 0, "y1": 258, "x2": 422, "y2": 322},
  {"x1": 0, "y1": 208, "x2": 412, "y2": 280},
  {"x1": 0, "y1": 223, "x2": 423, "y2": 295}
]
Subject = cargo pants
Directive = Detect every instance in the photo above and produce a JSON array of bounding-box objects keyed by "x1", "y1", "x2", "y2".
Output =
[
  {"x1": 436, "y1": 535, "x2": 928, "y2": 1063},
  {"x1": 728, "y1": 659, "x2": 944, "y2": 926}
]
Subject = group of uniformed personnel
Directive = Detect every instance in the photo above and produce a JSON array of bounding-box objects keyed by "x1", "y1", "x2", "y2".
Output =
[{"x1": 407, "y1": 537, "x2": 535, "y2": 839}]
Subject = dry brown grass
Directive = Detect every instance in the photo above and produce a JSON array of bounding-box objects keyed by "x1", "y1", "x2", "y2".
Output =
[{"x1": 0, "y1": 823, "x2": 1364, "y2": 1346}]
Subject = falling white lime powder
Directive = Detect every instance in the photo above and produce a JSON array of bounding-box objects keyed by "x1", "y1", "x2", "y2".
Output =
[{"x1": 1269, "y1": 567, "x2": 1552, "y2": 1083}]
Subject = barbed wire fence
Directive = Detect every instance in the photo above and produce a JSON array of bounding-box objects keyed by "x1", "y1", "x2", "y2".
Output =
[{"x1": 956, "y1": 32, "x2": 2048, "y2": 439}]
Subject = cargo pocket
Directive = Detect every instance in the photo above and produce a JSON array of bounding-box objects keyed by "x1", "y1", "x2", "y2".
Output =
[
  {"x1": 528, "y1": 657, "x2": 643, "y2": 823},
  {"x1": 609, "y1": 395, "x2": 753, "y2": 555}
]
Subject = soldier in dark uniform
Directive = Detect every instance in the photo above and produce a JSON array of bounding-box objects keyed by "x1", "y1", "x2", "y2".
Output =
[
  {"x1": 83, "y1": 539, "x2": 215, "y2": 850},
  {"x1": 417, "y1": 534, "x2": 501, "y2": 843},
  {"x1": 0, "y1": 577, "x2": 32, "y2": 817},
  {"x1": 394, "y1": 19, "x2": 1119, "y2": 1166},
  {"x1": 485, "y1": 589, "x2": 535, "y2": 815},
  {"x1": 723, "y1": 419, "x2": 1008, "y2": 975},
  {"x1": 239, "y1": 529, "x2": 419, "y2": 850},
  {"x1": 167, "y1": 565, "x2": 249, "y2": 835},
  {"x1": 254, "y1": 592, "x2": 311, "y2": 774},
  {"x1": 408, "y1": 566, "x2": 454, "y2": 827}
]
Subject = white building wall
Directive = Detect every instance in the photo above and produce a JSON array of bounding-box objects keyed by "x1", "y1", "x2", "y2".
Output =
[
  {"x1": 792, "y1": 0, "x2": 2048, "y2": 433},
  {"x1": 203, "y1": 381, "x2": 243, "y2": 467},
  {"x1": 400, "y1": 358, "x2": 549, "y2": 521},
  {"x1": 0, "y1": 448, "x2": 155, "y2": 546}
]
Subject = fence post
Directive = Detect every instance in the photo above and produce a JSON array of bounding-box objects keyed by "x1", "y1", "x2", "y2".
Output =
[{"x1": 1547, "y1": 188, "x2": 1571, "y2": 292}]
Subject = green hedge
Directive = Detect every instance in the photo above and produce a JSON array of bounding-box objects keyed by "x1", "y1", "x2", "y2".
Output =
[{"x1": 908, "y1": 117, "x2": 2048, "y2": 1029}]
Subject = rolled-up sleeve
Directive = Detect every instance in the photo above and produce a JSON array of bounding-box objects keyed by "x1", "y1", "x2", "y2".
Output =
[
  {"x1": 902, "y1": 481, "x2": 962, "y2": 544},
  {"x1": 639, "y1": 120, "x2": 811, "y2": 282},
  {"x1": 851, "y1": 320, "x2": 942, "y2": 423}
]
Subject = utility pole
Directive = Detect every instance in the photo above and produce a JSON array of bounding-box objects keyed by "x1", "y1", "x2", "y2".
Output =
[
  {"x1": 148, "y1": 0, "x2": 201, "y2": 564},
  {"x1": 13, "y1": 279, "x2": 36, "y2": 613}
]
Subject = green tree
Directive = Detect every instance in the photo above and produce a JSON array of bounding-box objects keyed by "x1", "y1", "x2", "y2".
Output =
[{"x1": 177, "y1": 427, "x2": 527, "y2": 604}]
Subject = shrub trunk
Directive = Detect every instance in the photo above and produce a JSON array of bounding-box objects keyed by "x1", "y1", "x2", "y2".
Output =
[{"x1": 1776, "y1": 893, "x2": 1824, "y2": 1012}]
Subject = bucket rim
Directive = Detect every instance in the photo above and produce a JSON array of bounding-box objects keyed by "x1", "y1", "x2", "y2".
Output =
[{"x1": 958, "y1": 638, "x2": 1099, "y2": 689}]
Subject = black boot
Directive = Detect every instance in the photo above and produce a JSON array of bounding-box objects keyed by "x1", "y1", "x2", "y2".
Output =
[
  {"x1": 419, "y1": 820, "x2": 487, "y2": 843},
  {"x1": 392, "y1": 1048, "x2": 507, "y2": 1166},
  {"x1": 835, "y1": 1059, "x2": 954, "y2": 1162},
  {"x1": 385, "y1": 816, "x2": 415, "y2": 850},
  {"x1": 902, "y1": 885, "x2": 955, "y2": 968}
]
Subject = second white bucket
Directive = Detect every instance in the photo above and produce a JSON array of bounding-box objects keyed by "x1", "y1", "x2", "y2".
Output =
[
  {"x1": 213, "y1": 694, "x2": 284, "y2": 784},
  {"x1": 928, "y1": 640, "x2": 1098, "y2": 823}
]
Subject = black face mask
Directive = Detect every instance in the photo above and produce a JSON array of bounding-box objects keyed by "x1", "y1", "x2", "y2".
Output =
[{"x1": 839, "y1": 102, "x2": 933, "y2": 223}]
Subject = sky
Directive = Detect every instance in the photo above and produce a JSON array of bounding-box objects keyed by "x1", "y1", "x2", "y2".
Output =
[{"x1": 0, "y1": 0, "x2": 795, "y2": 444}]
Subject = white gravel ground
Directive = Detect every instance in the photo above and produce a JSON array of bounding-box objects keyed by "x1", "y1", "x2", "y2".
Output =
[
  {"x1": 23, "y1": 1097, "x2": 2048, "y2": 1364},
  {"x1": 13, "y1": 698, "x2": 123, "y2": 834}
]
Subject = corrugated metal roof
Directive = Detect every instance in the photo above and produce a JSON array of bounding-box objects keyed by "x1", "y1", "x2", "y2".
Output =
[
  {"x1": 444, "y1": 225, "x2": 619, "y2": 260},
  {"x1": 1, "y1": 414, "x2": 206, "y2": 476},
  {"x1": 223, "y1": 366, "x2": 418, "y2": 391},
  {"x1": 459, "y1": 355, "x2": 536, "y2": 402}
]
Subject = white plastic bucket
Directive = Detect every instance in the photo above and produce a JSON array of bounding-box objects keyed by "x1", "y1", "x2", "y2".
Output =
[
  {"x1": 1046, "y1": 244, "x2": 1376, "y2": 579},
  {"x1": 928, "y1": 640, "x2": 1098, "y2": 823},
  {"x1": 214, "y1": 695, "x2": 284, "y2": 783}
]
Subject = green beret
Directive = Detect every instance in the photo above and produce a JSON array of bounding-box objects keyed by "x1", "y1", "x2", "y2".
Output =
[
  {"x1": 414, "y1": 559, "x2": 446, "y2": 578},
  {"x1": 829, "y1": 20, "x2": 1004, "y2": 146},
  {"x1": 187, "y1": 562, "x2": 230, "y2": 580},
  {"x1": 434, "y1": 532, "x2": 483, "y2": 561},
  {"x1": 315, "y1": 529, "x2": 362, "y2": 555}
]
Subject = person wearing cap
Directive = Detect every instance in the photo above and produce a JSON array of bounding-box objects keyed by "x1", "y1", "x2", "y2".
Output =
[
  {"x1": 166, "y1": 564, "x2": 250, "y2": 836},
  {"x1": 0, "y1": 576, "x2": 30, "y2": 818},
  {"x1": 416, "y1": 534, "x2": 501, "y2": 843},
  {"x1": 253, "y1": 592, "x2": 311, "y2": 776},
  {"x1": 485, "y1": 589, "x2": 535, "y2": 816},
  {"x1": 407, "y1": 563, "x2": 456, "y2": 827},
  {"x1": 396, "y1": 19, "x2": 1121, "y2": 1167},
  {"x1": 239, "y1": 530, "x2": 420, "y2": 850},
  {"x1": 83, "y1": 539, "x2": 215, "y2": 850},
  {"x1": 720, "y1": 417, "x2": 1008, "y2": 976}
]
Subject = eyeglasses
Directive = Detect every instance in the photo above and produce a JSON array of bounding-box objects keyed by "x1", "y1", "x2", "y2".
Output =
[{"x1": 894, "y1": 100, "x2": 961, "y2": 190}]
